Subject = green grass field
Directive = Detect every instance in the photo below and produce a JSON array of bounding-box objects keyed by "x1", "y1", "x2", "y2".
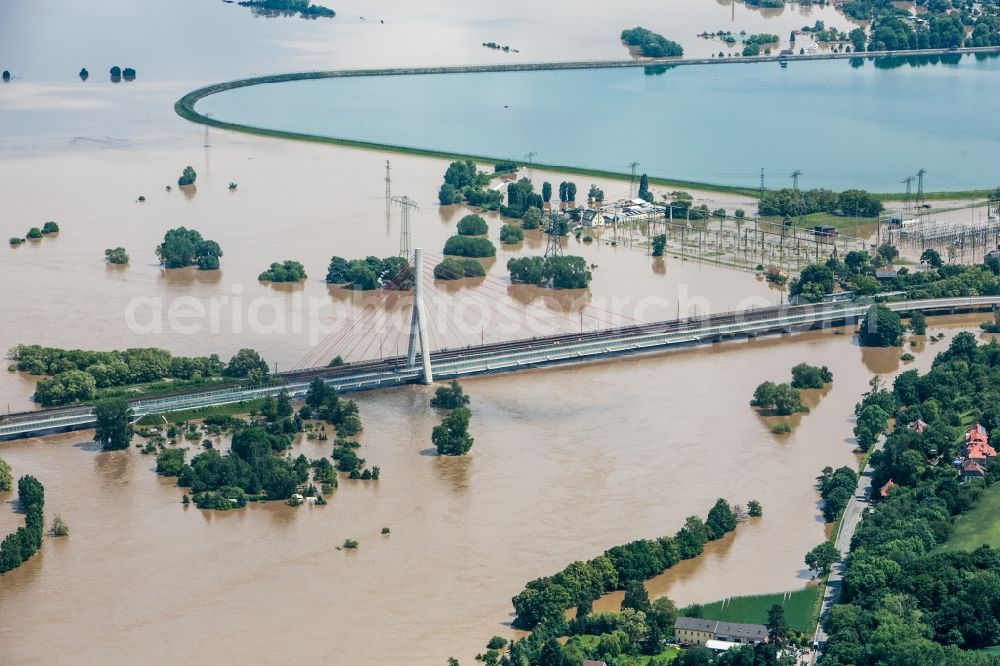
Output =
[
  {"x1": 938, "y1": 482, "x2": 1000, "y2": 552},
  {"x1": 135, "y1": 399, "x2": 266, "y2": 426},
  {"x1": 759, "y1": 212, "x2": 878, "y2": 234},
  {"x1": 683, "y1": 586, "x2": 822, "y2": 635}
]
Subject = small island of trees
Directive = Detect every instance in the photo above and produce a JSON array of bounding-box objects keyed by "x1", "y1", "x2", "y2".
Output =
[
  {"x1": 236, "y1": 0, "x2": 335, "y2": 18},
  {"x1": 0, "y1": 475, "x2": 45, "y2": 574},
  {"x1": 105, "y1": 247, "x2": 129, "y2": 265},
  {"x1": 456, "y1": 214, "x2": 489, "y2": 236},
  {"x1": 258, "y1": 259, "x2": 307, "y2": 282},
  {"x1": 12, "y1": 343, "x2": 269, "y2": 406},
  {"x1": 431, "y1": 381, "x2": 474, "y2": 456},
  {"x1": 325, "y1": 255, "x2": 412, "y2": 290},
  {"x1": 621, "y1": 27, "x2": 684, "y2": 58},
  {"x1": 443, "y1": 235, "x2": 496, "y2": 258},
  {"x1": 437, "y1": 160, "x2": 502, "y2": 210},
  {"x1": 499, "y1": 223, "x2": 524, "y2": 244},
  {"x1": 508, "y1": 255, "x2": 592, "y2": 289},
  {"x1": 156, "y1": 227, "x2": 222, "y2": 270},
  {"x1": 177, "y1": 165, "x2": 197, "y2": 187},
  {"x1": 433, "y1": 257, "x2": 486, "y2": 280}
]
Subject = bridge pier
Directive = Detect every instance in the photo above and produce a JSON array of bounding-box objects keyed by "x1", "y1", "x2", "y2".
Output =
[{"x1": 406, "y1": 248, "x2": 434, "y2": 384}]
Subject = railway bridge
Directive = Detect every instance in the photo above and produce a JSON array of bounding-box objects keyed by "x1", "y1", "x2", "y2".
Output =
[{"x1": 2, "y1": 289, "x2": 998, "y2": 442}]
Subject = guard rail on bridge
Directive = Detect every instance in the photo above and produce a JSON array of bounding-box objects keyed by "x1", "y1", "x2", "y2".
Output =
[{"x1": 2, "y1": 297, "x2": 997, "y2": 441}]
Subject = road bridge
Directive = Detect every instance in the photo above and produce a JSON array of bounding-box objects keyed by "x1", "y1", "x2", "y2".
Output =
[{"x1": 2, "y1": 295, "x2": 997, "y2": 442}]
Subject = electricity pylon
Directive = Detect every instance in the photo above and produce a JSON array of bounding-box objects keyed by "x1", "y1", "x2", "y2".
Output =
[{"x1": 392, "y1": 195, "x2": 418, "y2": 258}]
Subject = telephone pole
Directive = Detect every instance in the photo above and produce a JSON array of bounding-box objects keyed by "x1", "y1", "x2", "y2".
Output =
[{"x1": 392, "y1": 195, "x2": 418, "y2": 258}]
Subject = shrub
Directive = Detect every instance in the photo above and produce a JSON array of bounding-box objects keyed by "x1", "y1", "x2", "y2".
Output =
[
  {"x1": 26, "y1": 227, "x2": 43, "y2": 239},
  {"x1": 177, "y1": 165, "x2": 197, "y2": 187},
  {"x1": 456, "y1": 214, "x2": 488, "y2": 236},
  {"x1": 790, "y1": 363, "x2": 833, "y2": 389},
  {"x1": 343, "y1": 539, "x2": 358, "y2": 549},
  {"x1": 772, "y1": 421, "x2": 792, "y2": 434},
  {"x1": 105, "y1": 247, "x2": 129, "y2": 264},
  {"x1": 51, "y1": 515, "x2": 69, "y2": 537},
  {"x1": 430, "y1": 380, "x2": 470, "y2": 409},
  {"x1": 443, "y1": 235, "x2": 496, "y2": 257},
  {"x1": 41, "y1": 221, "x2": 59, "y2": 234},
  {"x1": 433, "y1": 258, "x2": 486, "y2": 280},
  {"x1": 258, "y1": 260, "x2": 307, "y2": 282},
  {"x1": 9, "y1": 237, "x2": 24, "y2": 246},
  {"x1": 499, "y1": 223, "x2": 524, "y2": 244}
]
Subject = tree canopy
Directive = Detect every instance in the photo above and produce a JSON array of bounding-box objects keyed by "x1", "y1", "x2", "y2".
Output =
[{"x1": 155, "y1": 227, "x2": 222, "y2": 270}]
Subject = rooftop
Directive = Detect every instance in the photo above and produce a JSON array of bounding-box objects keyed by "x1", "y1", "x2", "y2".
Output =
[{"x1": 674, "y1": 617, "x2": 768, "y2": 640}]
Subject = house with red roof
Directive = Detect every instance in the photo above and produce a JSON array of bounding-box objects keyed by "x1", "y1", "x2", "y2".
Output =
[
  {"x1": 966, "y1": 441, "x2": 997, "y2": 464},
  {"x1": 966, "y1": 424, "x2": 988, "y2": 445},
  {"x1": 880, "y1": 480, "x2": 897, "y2": 498},
  {"x1": 961, "y1": 459, "x2": 987, "y2": 481}
]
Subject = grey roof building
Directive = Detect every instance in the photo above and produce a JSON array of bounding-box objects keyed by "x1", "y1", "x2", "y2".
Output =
[{"x1": 674, "y1": 617, "x2": 768, "y2": 645}]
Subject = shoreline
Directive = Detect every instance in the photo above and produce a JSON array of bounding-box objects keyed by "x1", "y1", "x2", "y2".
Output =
[{"x1": 175, "y1": 46, "x2": 1000, "y2": 200}]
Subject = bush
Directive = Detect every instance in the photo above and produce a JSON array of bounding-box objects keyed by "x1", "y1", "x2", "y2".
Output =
[
  {"x1": 432, "y1": 407, "x2": 474, "y2": 456},
  {"x1": 507, "y1": 255, "x2": 592, "y2": 289},
  {"x1": 9, "y1": 237, "x2": 24, "y2": 246},
  {"x1": 521, "y1": 207, "x2": 543, "y2": 230},
  {"x1": 430, "y1": 380, "x2": 470, "y2": 409},
  {"x1": 0, "y1": 457, "x2": 11, "y2": 492},
  {"x1": 155, "y1": 227, "x2": 222, "y2": 270},
  {"x1": 110, "y1": 66, "x2": 121, "y2": 78},
  {"x1": 790, "y1": 363, "x2": 833, "y2": 389},
  {"x1": 343, "y1": 539, "x2": 358, "y2": 549},
  {"x1": 772, "y1": 421, "x2": 792, "y2": 434},
  {"x1": 258, "y1": 259, "x2": 307, "y2": 282},
  {"x1": 51, "y1": 515, "x2": 69, "y2": 537},
  {"x1": 433, "y1": 258, "x2": 486, "y2": 280},
  {"x1": 499, "y1": 223, "x2": 524, "y2": 244},
  {"x1": 748, "y1": 500, "x2": 763, "y2": 517},
  {"x1": 621, "y1": 27, "x2": 684, "y2": 57},
  {"x1": 443, "y1": 235, "x2": 495, "y2": 258},
  {"x1": 156, "y1": 448, "x2": 186, "y2": 476},
  {"x1": 859, "y1": 305, "x2": 903, "y2": 347},
  {"x1": 105, "y1": 247, "x2": 129, "y2": 265},
  {"x1": 456, "y1": 214, "x2": 488, "y2": 236},
  {"x1": 177, "y1": 165, "x2": 197, "y2": 187},
  {"x1": 26, "y1": 227, "x2": 43, "y2": 239},
  {"x1": 41, "y1": 221, "x2": 59, "y2": 234}
]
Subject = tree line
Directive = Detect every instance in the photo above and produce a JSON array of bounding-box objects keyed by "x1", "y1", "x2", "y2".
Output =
[
  {"x1": 510, "y1": 498, "x2": 742, "y2": 630},
  {"x1": 620, "y1": 27, "x2": 684, "y2": 57},
  {"x1": 758, "y1": 188, "x2": 884, "y2": 219},
  {"x1": 325, "y1": 255, "x2": 412, "y2": 290},
  {"x1": 507, "y1": 255, "x2": 592, "y2": 290},
  {"x1": 0, "y1": 475, "x2": 45, "y2": 574},
  {"x1": 13, "y1": 345, "x2": 270, "y2": 406}
]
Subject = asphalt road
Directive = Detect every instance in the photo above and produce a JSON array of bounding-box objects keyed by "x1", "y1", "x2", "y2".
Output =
[{"x1": 810, "y1": 435, "x2": 886, "y2": 664}]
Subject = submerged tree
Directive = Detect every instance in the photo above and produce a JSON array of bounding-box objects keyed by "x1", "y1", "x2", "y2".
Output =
[{"x1": 93, "y1": 397, "x2": 133, "y2": 451}]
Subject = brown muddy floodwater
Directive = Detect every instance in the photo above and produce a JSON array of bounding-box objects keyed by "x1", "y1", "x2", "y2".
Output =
[
  {"x1": 2, "y1": 317, "x2": 992, "y2": 665},
  {"x1": 0, "y1": 1, "x2": 971, "y2": 663}
]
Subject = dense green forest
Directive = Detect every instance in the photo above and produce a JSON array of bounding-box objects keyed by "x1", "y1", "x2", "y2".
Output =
[{"x1": 819, "y1": 333, "x2": 1000, "y2": 664}]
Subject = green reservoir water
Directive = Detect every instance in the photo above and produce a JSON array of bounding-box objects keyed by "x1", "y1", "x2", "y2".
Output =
[{"x1": 197, "y1": 54, "x2": 1000, "y2": 192}]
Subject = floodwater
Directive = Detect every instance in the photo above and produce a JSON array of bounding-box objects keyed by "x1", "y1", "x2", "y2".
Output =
[
  {"x1": 0, "y1": 0, "x2": 987, "y2": 664},
  {"x1": 198, "y1": 54, "x2": 1000, "y2": 192},
  {"x1": 1, "y1": 317, "x2": 991, "y2": 665}
]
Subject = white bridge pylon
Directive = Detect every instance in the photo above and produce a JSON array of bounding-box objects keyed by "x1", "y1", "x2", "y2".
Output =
[{"x1": 405, "y1": 247, "x2": 433, "y2": 384}]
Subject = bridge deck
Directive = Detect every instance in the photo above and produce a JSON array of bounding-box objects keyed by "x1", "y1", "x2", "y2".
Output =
[{"x1": 2, "y1": 297, "x2": 996, "y2": 441}]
